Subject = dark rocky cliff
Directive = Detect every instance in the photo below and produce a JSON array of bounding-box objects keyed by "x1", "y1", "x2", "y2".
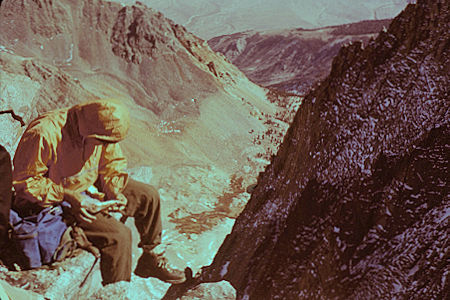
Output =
[{"x1": 187, "y1": 0, "x2": 449, "y2": 299}]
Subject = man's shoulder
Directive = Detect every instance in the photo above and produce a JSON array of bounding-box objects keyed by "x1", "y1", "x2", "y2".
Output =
[
  {"x1": 27, "y1": 109, "x2": 68, "y2": 134},
  {"x1": 22, "y1": 109, "x2": 68, "y2": 146}
]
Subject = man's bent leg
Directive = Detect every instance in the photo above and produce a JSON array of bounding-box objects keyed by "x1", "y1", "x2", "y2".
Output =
[
  {"x1": 122, "y1": 179, "x2": 185, "y2": 284},
  {"x1": 122, "y1": 178, "x2": 162, "y2": 250},
  {"x1": 80, "y1": 215, "x2": 132, "y2": 284}
]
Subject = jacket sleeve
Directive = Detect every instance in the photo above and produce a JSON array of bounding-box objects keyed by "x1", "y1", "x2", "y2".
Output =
[
  {"x1": 98, "y1": 143, "x2": 129, "y2": 199},
  {"x1": 12, "y1": 131, "x2": 65, "y2": 206}
]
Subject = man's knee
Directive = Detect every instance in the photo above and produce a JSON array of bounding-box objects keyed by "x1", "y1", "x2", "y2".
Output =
[
  {"x1": 105, "y1": 221, "x2": 132, "y2": 249},
  {"x1": 124, "y1": 179, "x2": 160, "y2": 209},
  {"x1": 144, "y1": 185, "x2": 160, "y2": 204}
]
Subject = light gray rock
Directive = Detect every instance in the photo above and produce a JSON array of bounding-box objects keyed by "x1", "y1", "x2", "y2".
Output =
[
  {"x1": 0, "y1": 278, "x2": 45, "y2": 299},
  {"x1": 180, "y1": 281, "x2": 236, "y2": 300},
  {"x1": 0, "y1": 251, "x2": 102, "y2": 300}
]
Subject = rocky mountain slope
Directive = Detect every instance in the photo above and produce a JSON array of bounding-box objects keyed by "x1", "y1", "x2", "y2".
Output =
[
  {"x1": 167, "y1": 0, "x2": 449, "y2": 299},
  {"x1": 209, "y1": 19, "x2": 392, "y2": 94},
  {"x1": 0, "y1": 0, "x2": 286, "y2": 197},
  {"x1": 126, "y1": 0, "x2": 409, "y2": 39},
  {"x1": 0, "y1": 0, "x2": 291, "y2": 298}
]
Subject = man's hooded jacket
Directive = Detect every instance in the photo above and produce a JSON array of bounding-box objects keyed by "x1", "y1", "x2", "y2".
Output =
[{"x1": 13, "y1": 100, "x2": 130, "y2": 208}]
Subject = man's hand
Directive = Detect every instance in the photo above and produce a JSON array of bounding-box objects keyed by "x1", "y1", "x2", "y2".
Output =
[
  {"x1": 83, "y1": 197, "x2": 125, "y2": 214},
  {"x1": 64, "y1": 190, "x2": 127, "y2": 223},
  {"x1": 110, "y1": 193, "x2": 127, "y2": 213},
  {"x1": 64, "y1": 190, "x2": 97, "y2": 223}
]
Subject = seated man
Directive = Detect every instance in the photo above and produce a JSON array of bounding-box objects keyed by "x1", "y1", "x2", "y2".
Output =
[{"x1": 12, "y1": 99, "x2": 185, "y2": 285}]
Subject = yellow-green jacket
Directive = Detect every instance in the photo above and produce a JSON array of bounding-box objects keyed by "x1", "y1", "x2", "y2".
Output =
[{"x1": 13, "y1": 100, "x2": 130, "y2": 207}]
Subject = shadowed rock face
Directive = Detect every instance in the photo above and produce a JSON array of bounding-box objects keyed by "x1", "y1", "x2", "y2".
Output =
[
  {"x1": 209, "y1": 19, "x2": 393, "y2": 94},
  {"x1": 197, "y1": 0, "x2": 449, "y2": 299}
]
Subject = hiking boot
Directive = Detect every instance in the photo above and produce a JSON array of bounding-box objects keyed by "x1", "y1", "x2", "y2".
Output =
[{"x1": 134, "y1": 251, "x2": 186, "y2": 284}]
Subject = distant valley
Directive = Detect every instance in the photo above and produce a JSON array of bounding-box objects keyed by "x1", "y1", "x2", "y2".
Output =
[{"x1": 126, "y1": 0, "x2": 408, "y2": 39}]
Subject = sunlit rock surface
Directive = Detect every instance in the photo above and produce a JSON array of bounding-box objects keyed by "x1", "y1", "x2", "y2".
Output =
[
  {"x1": 0, "y1": 278, "x2": 44, "y2": 299},
  {"x1": 0, "y1": 252, "x2": 101, "y2": 299},
  {"x1": 186, "y1": 0, "x2": 448, "y2": 299},
  {"x1": 179, "y1": 281, "x2": 236, "y2": 300}
]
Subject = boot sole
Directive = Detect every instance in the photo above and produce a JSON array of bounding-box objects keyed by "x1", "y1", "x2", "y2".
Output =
[
  {"x1": 163, "y1": 277, "x2": 186, "y2": 285},
  {"x1": 135, "y1": 270, "x2": 186, "y2": 284}
]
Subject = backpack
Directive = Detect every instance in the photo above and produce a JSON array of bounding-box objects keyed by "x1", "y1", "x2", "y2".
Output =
[{"x1": 9, "y1": 203, "x2": 77, "y2": 269}]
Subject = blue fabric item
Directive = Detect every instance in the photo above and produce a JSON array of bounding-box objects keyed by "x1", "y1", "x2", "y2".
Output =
[{"x1": 9, "y1": 205, "x2": 69, "y2": 269}]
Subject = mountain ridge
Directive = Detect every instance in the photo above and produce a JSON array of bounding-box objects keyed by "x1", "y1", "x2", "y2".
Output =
[{"x1": 209, "y1": 19, "x2": 393, "y2": 94}]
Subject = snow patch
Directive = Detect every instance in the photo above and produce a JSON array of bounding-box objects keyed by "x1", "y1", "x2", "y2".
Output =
[{"x1": 220, "y1": 261, "x2": 230, "y2": 277}]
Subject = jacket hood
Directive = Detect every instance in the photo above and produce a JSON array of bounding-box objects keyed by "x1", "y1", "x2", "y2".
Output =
[{"x1": 71, "y1": 100, "x2": 130, "y2": 142}]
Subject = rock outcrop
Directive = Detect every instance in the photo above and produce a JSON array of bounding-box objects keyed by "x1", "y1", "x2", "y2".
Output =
[
  {"x1": 0, "y1": 278, "x2": 44, "y2": 299},
  {"x1": 0, "y1": 253, "x2": 101, "y2": 299},
  {"x1": 181, "y1": 0, "x2": 448, "y2": 299},
  {"x1": 209, "y1": 19, "x2": 392, "y2": 94}
]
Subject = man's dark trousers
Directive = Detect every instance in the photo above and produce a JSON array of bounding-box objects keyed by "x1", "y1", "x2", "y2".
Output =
[{"x1": 80, "y1": 178, "x2": 162, "y2": 284}]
